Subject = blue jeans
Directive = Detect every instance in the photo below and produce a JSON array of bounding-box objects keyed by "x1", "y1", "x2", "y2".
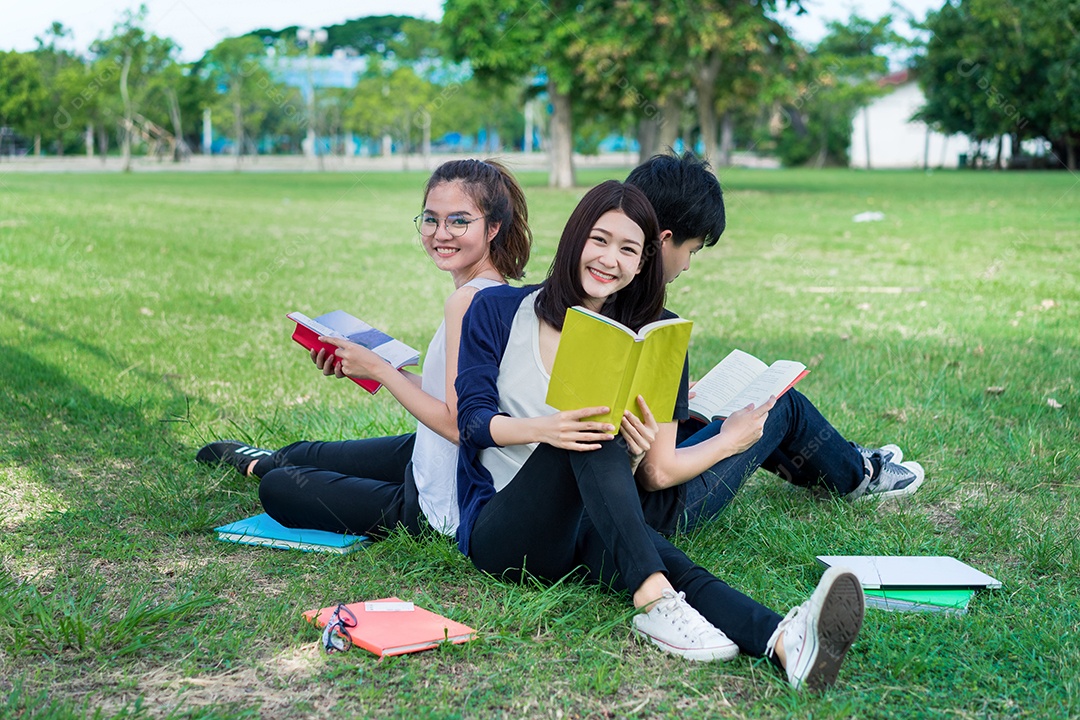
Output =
[{"x1": 640, "y1": 390, "x2": 865, "y2": 536}]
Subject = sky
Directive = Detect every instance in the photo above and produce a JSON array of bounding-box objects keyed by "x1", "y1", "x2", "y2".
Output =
[{"x1": 3, "y1": 0, "x2": 943, "y2": 61}]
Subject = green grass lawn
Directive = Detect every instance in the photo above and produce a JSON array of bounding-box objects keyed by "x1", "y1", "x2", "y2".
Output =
[{"x1": 1, "y1": 166, "x2": 1077, "y2": 718}]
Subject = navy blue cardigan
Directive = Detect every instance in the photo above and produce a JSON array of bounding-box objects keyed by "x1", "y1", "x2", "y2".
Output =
[{"x1": 454, "y1": 283, "x2": 690, "y2": 555}]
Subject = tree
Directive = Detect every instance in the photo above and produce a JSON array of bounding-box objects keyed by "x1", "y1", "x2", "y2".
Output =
[
  {"x1": 770, "y1": 14, "x2": 901, "y2": 167},
  {"x1": 204, "y1": 36, "x2": 279, "y2": 162},
  {"x1": 90, "y1": 6, "x2": 182, "y2": 170},
  {"x1": 346, "y1": 63, "x2": 435, "y2": 163},
  {"x1": 564, "y1": 1, "x2": 799, "y2": 166},
  {"x1": 915, "y1": 0, "x2": 1080, "y2": 169},
  {"x1": 0, "y1": 51, "x2": 48, "y2": 155},
  {"x1": 443, "y1": 0, "x2": 588, "y2": 187}
]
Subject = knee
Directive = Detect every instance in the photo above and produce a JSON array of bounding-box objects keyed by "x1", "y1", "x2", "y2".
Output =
[{"x1": 258, "y1": 467, "x2": 305, "y2": 507}]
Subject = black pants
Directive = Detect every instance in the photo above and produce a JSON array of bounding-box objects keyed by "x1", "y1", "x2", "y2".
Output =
[
  {"x1": 469, "y1": 441, "x2": 783, "y2": 656},
  {"x1": 254, "y1": 434, "x2": 422, "y2": 538}
]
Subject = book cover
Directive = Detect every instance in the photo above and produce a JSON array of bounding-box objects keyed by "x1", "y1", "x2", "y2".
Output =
[
  {"x1": 304, "y1": 597, "x2": 476, "y2": 658},
  {"x1": 688, "y1": 349, "x2": 808, "y2": 422},
  {"x1": 215, "y1": 513, "x2": 367, "y2": 554},
  {"x1": 816, "y1": 555, "x2": 1002, "y2": 589},
  {"x1": 287, "y1": 311, "x2": 420, "y2": 395},
  {"x1": 546, "y1": 306, "x2": 693, "y2": 432}
]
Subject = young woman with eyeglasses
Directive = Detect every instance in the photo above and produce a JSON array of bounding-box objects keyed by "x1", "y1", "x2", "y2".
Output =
[
  {"x1": 453, "y1": 180, "x2": 864, "y2": 690},
  {"x1": 197, "y1": 159, "x2": 531, "y2": 539}
]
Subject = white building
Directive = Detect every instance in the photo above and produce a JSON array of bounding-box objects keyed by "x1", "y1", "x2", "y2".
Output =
[{"x1": 849, "y1": 70, "x2": 990, "y2": 170}]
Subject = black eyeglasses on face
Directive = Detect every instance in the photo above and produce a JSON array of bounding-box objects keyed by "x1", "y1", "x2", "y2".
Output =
[
  {"x1": 414, "y1": 213, "x2": 484, "y2": 237},
  {"x1": 321, "y1": 603, "x2": 358, "y2": 654}
]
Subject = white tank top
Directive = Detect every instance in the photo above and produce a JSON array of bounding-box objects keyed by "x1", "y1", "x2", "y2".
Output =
[
  {"x1": 412, "y1": 277, "x2": 502, "y2": 535},
  {"x1": 479, "y1": 289, "x2": 555, "y2": 491}
]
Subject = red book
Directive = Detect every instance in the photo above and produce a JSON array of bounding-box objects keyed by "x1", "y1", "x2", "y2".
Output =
[
  {"x1": 288, "y1": 311, "x2": 420, "y2": 395},
  {"x1": 304, "y1": 598, "x2": 476, "y2": 658}
]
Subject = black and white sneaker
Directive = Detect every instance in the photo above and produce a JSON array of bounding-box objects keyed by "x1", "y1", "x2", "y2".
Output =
[
  {"x1": 848, "y1": 443, "x2": 924, "y2": 500},
  {"x1": 195, "y1": 440, "x2": 272, "y2": 476}
]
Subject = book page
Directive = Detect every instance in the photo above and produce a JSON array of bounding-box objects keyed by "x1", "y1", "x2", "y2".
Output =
[
  {"x1": 314, "y1": 310, "x2": 419, "y2": 369},
  {"x1": 287, "y1": 312, "x2": 348, "y2": 340},
  {"x1": 687, "y1": 349, "x2": 769, "y2": 421},
  {"x1": 716, "y1": 360, "x2": 807, "y2": 418}
]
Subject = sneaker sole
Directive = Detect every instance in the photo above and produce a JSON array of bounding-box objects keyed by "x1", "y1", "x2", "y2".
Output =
[
  {"x1": 800, "y1": 568, "x2": 865, "y2": 692},
  {"x1": 860, "y1": 460, "x2": 925, "y2": 500},
  {"x1": 632, "y1": 627, "x2": 740, "y2": 662}
]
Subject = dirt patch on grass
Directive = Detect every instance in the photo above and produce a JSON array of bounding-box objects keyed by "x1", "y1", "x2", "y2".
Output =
[
  {"x1": 90, "y1": 643, "x2": 331, "y2": 718},
  {"x1": 0, "y1": 465, "x2": 68, "y2": 531}
]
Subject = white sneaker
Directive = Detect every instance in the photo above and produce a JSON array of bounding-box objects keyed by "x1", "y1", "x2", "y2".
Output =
[
  {"x1": 633, "y1": 589, "x2": 740, "y2": 662},
  {"x1": 765, "y1": 567, "x2": 864, "y2": 691}
]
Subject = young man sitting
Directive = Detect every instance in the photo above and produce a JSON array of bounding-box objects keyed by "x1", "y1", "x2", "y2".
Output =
[{"x1": 625, "y1": 152, "x2": 924, "y2": 536}]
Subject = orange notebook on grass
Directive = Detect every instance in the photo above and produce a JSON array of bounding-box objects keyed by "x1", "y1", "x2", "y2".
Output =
[{"x1": 304, "y1": 597, "x2": 476, "y2": 658}]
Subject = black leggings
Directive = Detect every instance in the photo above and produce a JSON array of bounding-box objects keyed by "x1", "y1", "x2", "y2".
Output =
[
  {"x1": 254, "y1": 434, "x2": 421, "y2": 538},
  {"x1": 468, "y1": 441, "x2": 783, "y2": 656}
]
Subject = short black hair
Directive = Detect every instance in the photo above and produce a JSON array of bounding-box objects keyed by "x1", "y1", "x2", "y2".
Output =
[{"x1": 625, "y1": 151, "x2": 726, "y2": 247}]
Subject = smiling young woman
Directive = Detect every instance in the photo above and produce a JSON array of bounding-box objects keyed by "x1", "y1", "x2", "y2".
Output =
[
  {"x1": 197, "y1": 159, "x2": 532, "y2": 540},
  {"x1": 452, "y1": 179, "x2": 866, "y2": 691}
]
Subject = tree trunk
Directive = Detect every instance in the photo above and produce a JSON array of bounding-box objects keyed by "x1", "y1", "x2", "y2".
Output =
[
  {"x1": 547, "y1": 80, "x2": 575, "y2": 188},
  {"x1": 523, "y1": 99, "x2": 534, "y2": 153},
  {"x1": 694, "y1": 53, "x2": 722, "y2": 163},
  {"x1": 86, "y1": 124, "x2": 94, "y2": 157},
  {"x1": 34, "y1": 135, "x2": 41, "y2": 156},
  {"x1": 167, "y1": 89, "x2": 187, "y2": 162},
  {"x1": 994, "y1": 135, "x2": 1004, "y2": 170},
  {"x1": 658, "y1": 94, "x2": 681, "y2": 154},
  {"x1": 719, "y1": 111, "x2": 734, "y2": 167},
  {"x1": 233, "y1": 86, "x2": 244, "y2": 171},
  {"x1": 119, "y1": 52, "x2": 133, "y2": 172},
  {"x1": 96, "y1": 125, "x2": 108, "y2": 162},
  {"x1": 637, "y1": 116, "x2": 660, "y2": 165},
  {"x1": 1068, "y1": 140, "x2": 1077, "y2": 172},
  {"x1": 422, "y1": 118, "x2": 431, "y2": 169}
]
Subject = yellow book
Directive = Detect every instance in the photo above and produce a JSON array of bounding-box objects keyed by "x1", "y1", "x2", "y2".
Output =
[{"x1": 546, "y1": 306, "x2": 693, "y2": 432}]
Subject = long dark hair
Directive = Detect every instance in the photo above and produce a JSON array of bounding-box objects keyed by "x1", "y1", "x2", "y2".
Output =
[
  {"x1": 535, "y1": 180, "x2": 665, "y2": 331},
  {"x1": 423, "y1": 158, "x2": 531, "y2": 280}
]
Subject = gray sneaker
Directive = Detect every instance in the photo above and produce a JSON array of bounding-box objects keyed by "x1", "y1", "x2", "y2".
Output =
[
  {"x1": 854, "y1": 443, "x2": 903, "y2": 466},
  {"x1": 765, "y1": 567, "x2": 865, "y2": 691},
  {"x1": 632, "y1": 588, "x2": 740, "y2": 662},
  {"x1": 861, "y1": 459, "x2": 924, "y2": 499}
]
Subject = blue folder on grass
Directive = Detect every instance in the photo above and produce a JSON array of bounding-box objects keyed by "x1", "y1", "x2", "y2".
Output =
[{"x1": 215, "y1": 513, "x2": 367, "y2": 554}]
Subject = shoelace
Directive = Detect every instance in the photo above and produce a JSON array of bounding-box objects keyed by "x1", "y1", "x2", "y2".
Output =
[
  {"x1": 661, "y1": 591, "x2": 719, "y2": 642},
  {"x1": 766, "y1": 601, "x2": 806, "y2": 657}
]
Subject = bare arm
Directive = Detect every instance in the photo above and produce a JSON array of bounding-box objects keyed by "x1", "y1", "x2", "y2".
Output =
[
  {"x1": 637, "y1": 397, "x2": 776, "y2": 491},
  {"x1": 319, "y1": 286, "x2": 485, "y2": 444},
  {"x1": 489, "y1": 407, "x2": 616, "y2": 450}
]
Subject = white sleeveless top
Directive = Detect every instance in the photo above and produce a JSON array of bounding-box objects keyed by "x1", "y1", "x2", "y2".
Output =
[
  {"x1": 412, "y1": 276, "x2": 503, "y2": 535},
  {"x1": 479, "y1": 289, "x2": 555, "y2": 491}
]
